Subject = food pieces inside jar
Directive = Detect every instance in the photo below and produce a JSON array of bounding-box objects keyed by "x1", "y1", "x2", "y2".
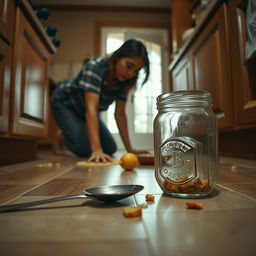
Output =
[
  {"x1": 163, "y1": 177, "x2": 209, "y2": 193},
  {"x1": 186, "y1": 201, "x2": 203, "y2": 209},
  {"x1": 123, "y1": 206, "x2": 142, "y2": 218}
]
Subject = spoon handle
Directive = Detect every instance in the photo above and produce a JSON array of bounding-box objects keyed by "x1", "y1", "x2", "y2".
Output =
[{"x1": 0, "y1": 195, "x2": 88, "y2": 213}]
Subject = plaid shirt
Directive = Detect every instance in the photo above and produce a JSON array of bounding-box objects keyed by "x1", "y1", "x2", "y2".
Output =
[{"x1": 52, "y1": 56, "x2": 128, "y2": 116}]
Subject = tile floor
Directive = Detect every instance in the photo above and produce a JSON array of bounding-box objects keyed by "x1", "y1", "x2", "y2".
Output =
[{"x1": 0, "y1": 150, "x2": 255, "y2": 256}]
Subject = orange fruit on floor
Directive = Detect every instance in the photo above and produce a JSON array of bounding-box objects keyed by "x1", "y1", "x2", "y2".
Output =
[{"x1": 120, "y1": 153, "x2": 138, "y2": 170}]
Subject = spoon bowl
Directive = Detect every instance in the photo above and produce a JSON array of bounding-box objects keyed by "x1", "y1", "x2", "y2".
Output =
[{"x1": 84, "y1": 184, "x2": 144, "y2": 202}]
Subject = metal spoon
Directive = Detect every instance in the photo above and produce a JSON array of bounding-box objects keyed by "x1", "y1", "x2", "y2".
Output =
[{"x1": 0, "y1": 184, "x2": 144, "y2": 213}]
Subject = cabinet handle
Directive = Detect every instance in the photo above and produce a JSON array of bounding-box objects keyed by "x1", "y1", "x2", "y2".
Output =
[{"x1": 213, "y1": 107, "x2": 225, "y2": 119}]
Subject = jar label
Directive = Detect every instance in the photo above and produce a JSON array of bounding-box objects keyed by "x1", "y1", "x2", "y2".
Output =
[{"x1": 159, "y1": 137, "x2": 201, "y2": 184}]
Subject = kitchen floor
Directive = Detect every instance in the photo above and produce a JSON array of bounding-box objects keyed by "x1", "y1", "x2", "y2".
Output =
[{"x1": 0, "y1": 149, "x2": 256, "y2": 256}]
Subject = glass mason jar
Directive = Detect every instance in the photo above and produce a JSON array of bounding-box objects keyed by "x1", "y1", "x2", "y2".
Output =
[{"x1": 154, "y1": 90, "x2": 219, "y2": 198}]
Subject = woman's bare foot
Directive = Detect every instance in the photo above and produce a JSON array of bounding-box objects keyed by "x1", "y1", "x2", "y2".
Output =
[{"x1": 52, "y1": 130, "x2": 67, "y2": 155}]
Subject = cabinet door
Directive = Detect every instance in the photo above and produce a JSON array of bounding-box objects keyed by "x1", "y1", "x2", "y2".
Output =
[
  {"x1": 172, "y1": 53, "x2": 193, "y2": 91},
  {"x1": 171, "y1": 0, "x2": 195, "y2": 52},
  {"x1": 227, "y1": 0, "x2": 256, "y2": 125},
  {"x1": 0, "y1": 0, "x2": 14, "y2": 133},
  {"x1": 0, "y1": 39, "x2": 11, "y2": 133},
  {"x1": 191, "y1": 4, "x2": 234, "y2": 129},
  {"x1": 11, "y1": 8, "x2": 50, "y2": 137},
  {"x1": 0, "y1": 0, "x2": 15, "y2": 44}
]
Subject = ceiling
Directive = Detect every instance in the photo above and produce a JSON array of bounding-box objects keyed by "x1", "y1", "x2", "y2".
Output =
[{"x1": 30, "y1": 0, "x2": 171, "y2": 8}]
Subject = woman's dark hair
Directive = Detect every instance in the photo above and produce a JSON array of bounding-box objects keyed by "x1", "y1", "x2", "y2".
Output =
[{"x1": 108, "y1": 39, "x2": 150, "y2": 89}]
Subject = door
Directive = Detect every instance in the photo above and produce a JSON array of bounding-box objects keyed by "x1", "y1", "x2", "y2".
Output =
[{"x1": 101, "y1": 27, "x2": 169, "y2": 150}]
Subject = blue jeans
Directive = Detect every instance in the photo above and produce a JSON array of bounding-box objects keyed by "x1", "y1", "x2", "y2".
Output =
[{"x1": 51, "y1": 94, "x2": 117, "y2": 157}]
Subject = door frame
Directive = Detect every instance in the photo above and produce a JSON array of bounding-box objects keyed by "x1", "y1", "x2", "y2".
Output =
[
  {"x1": 94, "y1": 21, "x2": 171, "y2": 149},
  {"x1": 94, "y1": 21, "x2": 171, "y2": 56}
]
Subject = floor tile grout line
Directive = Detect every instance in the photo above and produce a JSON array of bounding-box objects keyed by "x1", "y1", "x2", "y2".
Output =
[
  {"x1": 220, "y1": 164, "x2": 256, "y2": 169},
  {"x1": 217, "y1": 184, "x2": 256, "y2": 202},
  {"x1": 1, "y1": 165, "x2": 77, "y2": 205},
  {"x1": 219, "y1": 182, "x2": 256, "y2": 185},
  {"x1": 0, "y1": 238, "x2": 152, "y2": 244},
  {"x1": 128, "y1": 174, "x2": 157, "y2": 256},
  {"x1": 133, "y1": 190, "x2": 157, "y2": 256}
]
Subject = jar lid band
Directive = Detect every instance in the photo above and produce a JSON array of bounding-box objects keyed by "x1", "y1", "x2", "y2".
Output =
[{"x1": 156, "y1": 90, "x2": 212, "y2": 109}]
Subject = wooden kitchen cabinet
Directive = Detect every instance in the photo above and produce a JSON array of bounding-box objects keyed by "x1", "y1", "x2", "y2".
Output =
[
  {"x1": 190, "y1": 4, "x2": 234, "y2": 129},
  {"x1": 171, "y1": 4, "x2": 234, "y2": 129},
  {"x1": 0, "y1": 0, "x2": 15, "y2": 133},
  {"x1": 227, "y1": 0, "x2": 256, "y2": 125},
  {"x1": 0, "y1": 0, "x2": 56, "y2": 165},
  {"x1": 10, "y1": 8, "x2": 50, "y2": 138},
  {"x1": 169, "y1": 0, "x2": 256, "y2": 158}
]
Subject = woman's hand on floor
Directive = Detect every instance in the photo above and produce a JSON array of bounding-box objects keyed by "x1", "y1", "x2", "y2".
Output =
[{"x1": 88, "y1": 149, "x2": 113, "y2": 163}]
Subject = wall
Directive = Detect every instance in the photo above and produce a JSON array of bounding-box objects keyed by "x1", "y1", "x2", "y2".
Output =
[{"x1": 43, "y1": 8, "x2": 171, "y2": 82}]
